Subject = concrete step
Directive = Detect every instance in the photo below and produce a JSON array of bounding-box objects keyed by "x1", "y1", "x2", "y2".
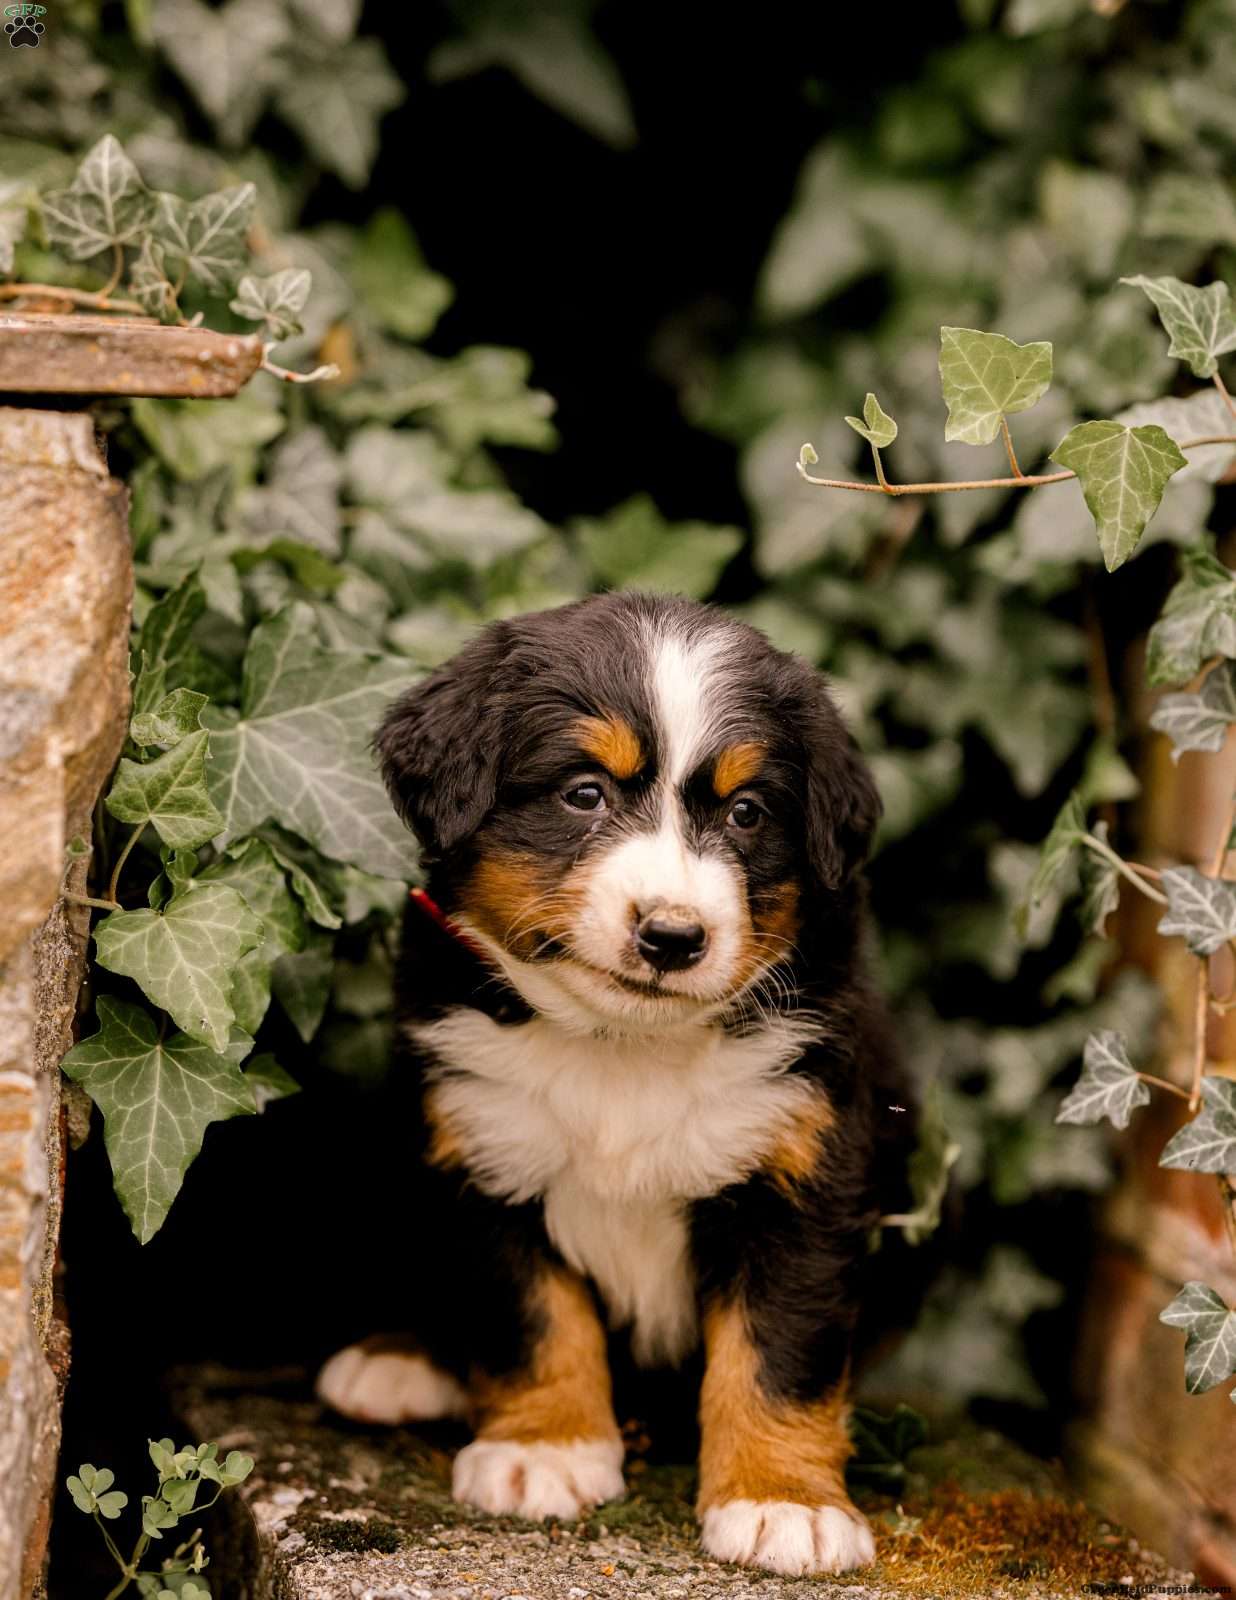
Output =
[{"x1": 171, "y1": 1367, "x2": 1192, "y2": 1600}]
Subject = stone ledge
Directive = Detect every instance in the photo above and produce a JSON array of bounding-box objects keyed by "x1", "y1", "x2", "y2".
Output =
[
  {"x1": 0, "y1": 313, "x2": 263, "y2": 397},
  {"x1": 173, "y1": 1368, "x2": 1190, "y2": 1600}
]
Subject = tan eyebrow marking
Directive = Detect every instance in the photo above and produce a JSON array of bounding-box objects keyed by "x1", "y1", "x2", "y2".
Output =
[
  {"x1": 713, "y1": 741, "x2": 766, "y2": 798},
  {"x1": 573, "y1": 713, "x2": 645, "y2": 780}
]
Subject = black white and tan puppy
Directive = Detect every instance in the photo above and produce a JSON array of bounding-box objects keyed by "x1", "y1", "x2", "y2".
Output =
[{"x1": 316, "y1": 592, "x2": 918, "y2": 1578}]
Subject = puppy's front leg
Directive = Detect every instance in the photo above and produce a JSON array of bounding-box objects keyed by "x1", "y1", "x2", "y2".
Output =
[
  {"x1": 453, "y1": 1263, "x2": 625, "y2": 1522},
  {"x1": 696, "y1": 1296, "x2": 874, "y2": 1577}
]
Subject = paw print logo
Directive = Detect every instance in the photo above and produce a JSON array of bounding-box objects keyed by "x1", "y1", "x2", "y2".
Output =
[{"x1": 4, "y1": 3, "x2": 47, "y2": 45}]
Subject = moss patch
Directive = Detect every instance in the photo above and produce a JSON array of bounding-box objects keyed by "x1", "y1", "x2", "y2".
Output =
[{"x1": 291, "y1": 1513, "x2": 407, "y2": 1554}]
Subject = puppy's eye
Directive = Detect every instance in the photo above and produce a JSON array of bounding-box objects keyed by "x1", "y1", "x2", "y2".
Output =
[
  {"x1": 727, "y1": 796, "x2": 764, "y2": 831},
  {"x1": 563, "y1": 782, "x2": 607, "y2": 813}
]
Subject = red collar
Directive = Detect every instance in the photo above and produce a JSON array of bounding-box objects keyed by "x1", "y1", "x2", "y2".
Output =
[{"x1": 408, "y1": 887, "x2": 488, "y2": 959}]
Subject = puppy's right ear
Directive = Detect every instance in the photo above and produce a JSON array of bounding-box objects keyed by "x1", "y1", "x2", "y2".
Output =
[{"x1": 374, "y1": 625, "x2": 510, "y2": 861}]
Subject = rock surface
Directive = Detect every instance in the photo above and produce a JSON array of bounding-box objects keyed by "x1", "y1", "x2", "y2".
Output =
[
  {"x1": 0, "y1": 406, "x2": 131, "y2": 1600},
  {"x1": 175, "y1": 1367, "x2": 1193, "y2": 1600},
  {"x1": 0, "y1": 313, "x2": 263, "y2": 397}
]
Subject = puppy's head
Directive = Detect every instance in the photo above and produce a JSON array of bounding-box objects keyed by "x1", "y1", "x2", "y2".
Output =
[{"x1": 377, "y1": 594, "x2": 878, "y2": 1033}]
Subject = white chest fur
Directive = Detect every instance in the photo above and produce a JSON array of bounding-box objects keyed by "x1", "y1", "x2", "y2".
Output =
[{"x1": 411, "y1": 1008, "x2": 819, "y2": 1365}]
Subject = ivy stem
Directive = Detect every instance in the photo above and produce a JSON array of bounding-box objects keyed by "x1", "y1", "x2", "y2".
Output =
[
  {"x1": 64, "y1": 893, "x2": 122, "y2": 913},
  {"x1": 1214, "y1": 370, "x2": 1236, "y2": 425},
  {"x1": 0, "y1": 282, "x2": 148, "y2": 315},
  {"x1": 107, "y1": 824, "x2": 144, "y2": 906},
  {"x1": 1136, "y1": 1069, "x2": 1192, "y2": 1102},
  {"x1": 999, "y1": 415, "x2": 1023, "y2": 478},
  {"x1": 1190, "y1": 791, "x2": 1236, "y2": 1110},
  {"x1": 871, "y1": 443, "x2": 889, "y2": 490},
  {"x1": 260, "y1": 351, "x2": 341, "y2": 385},
  {"x1": 99, "y1": 242, "x2": 124, "y2": 300},
  {"x1": 1080, "y1": 833, "x2": 1169, "y2": 904},
  {"x1": 796, "y1": 433, "x2": 1236, "y2": 495}
]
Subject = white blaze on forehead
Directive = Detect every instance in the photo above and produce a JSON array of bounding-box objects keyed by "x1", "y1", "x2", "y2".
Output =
[{"x1": 644, "y1": 617, "x2": 742, "y2": 785}]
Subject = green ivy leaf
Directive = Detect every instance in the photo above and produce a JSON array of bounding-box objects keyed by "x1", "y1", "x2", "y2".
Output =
[
  {"x1": 198, "y1": 837, "x2": 307, "y2": 956},
  {"x1": 1079, "y1": 821, "x2": 1121, "y2": 936},
  {"x1": 133, "y1": 386, "x2": 286, "y2": 483},
  {"x1": 893, "y1": 1084, "x2": 960, "y2": 1245},
  {"x1": 350, "y1": 209, "x2": 453, "y2": 341},
  {"x1": 573, "y1": 495, "x2": 741, "y2": 599},
  {"x1": 1121, "y1": 275, "x2": 1236, "y2": 380},
  {"x1": 93, "y1": 886, "x2": 262, "y2": 1051},
  {"x1": 128, "y1": 237, "x2": 178, "y2": 322},
  {"x1": 1149, "y1": 663, "x2": 1236, "y2": 760},
  {"x1": 41, "y1": 133, "x2": 152, "y2": 260},
  {"x1": 131, "y1": 687, "x2": 208, "y2": 750},
  {"x1": 0, "y1": 203, "x2": 27, "y2": 274},
  {"x1": 105, "y1": 730, "x2": 224, "y2": 850},
  {"x1": 230, "y1": 268, "x2": 312, "y2": 343},
  {"x1": 1157, "y1": 866, "x2": 1236, "y2": 956},
  {"x1": 1147, "y1": 548, "x2": 1236, "y2": 687},
  {"x1": 151, "y1": 0, "x2": 290, "y2": 147},
  {"x1": 1018, "y1": 790, "x2": 1085, "y2": 935},
  {"x1": 245, "y1": 1053, "x2": 301, "y2": 1110},
  {"x1": 1160, "y1": 1281, "x2": 1236, "y2": 1395},
  {"x1": 938, "y1": 326, "x2": 1053, "y2": 446},
  {"x1": 1056, "y1": 1030, "x2": 1149, "y2": 1131},
  {"x1": 241, "y1": 426, "x2": 342, "y2": 556},
  {"x1": 1049, "y1": 420, "x2": 1186, "y2": 572},
  {"x1": 1159, "y1": 1077, "x2": 1236, "y2": 1173},
  {"x1": 274, "y1": 37, "x2": 404, "y2": 189},
  {"x1": 202, "y1": 605, "x2": 417, "y2": 879},
  {"x1": 1142, "y1": 173, "x2": 1236, "y2": 249},
  {"x1": 60, "y1": 998, "x2": 255, "y2": 1243},
  {"x1": 271, "y1": 926, "x2": 334, "y2": 1042},
  {"x1": 151, "y1": 183, "x2": 256, "y2": 295},
  {"x1": 844, "y1": 392, "x2": 898, "y2": 449}
]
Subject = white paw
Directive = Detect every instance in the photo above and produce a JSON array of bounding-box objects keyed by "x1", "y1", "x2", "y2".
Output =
[
  {"x1": 700, "y1": 1498, "x2": 875, "y2": 1576},
  {"x1": 315, "y1": 1343, "x2": 467, "y2": 1424},
  {"x1": 452, "y1": 1437, "x2": 625, "y2": 1521}
]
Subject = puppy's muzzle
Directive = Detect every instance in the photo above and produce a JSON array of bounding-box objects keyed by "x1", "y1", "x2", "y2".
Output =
[{"x1": 633, "y1": 904, "x2": 709, "y2": 973}]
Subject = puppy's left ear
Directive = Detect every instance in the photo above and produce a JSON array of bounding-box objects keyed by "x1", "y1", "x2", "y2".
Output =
[{"x1": 794, "y1": 667, "x2": 882, "y2": 890}]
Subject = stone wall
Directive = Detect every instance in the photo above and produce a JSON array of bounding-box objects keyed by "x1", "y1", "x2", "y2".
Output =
[{"x1": 0, "y1": 409, "x2": 131, "y2": 1600}]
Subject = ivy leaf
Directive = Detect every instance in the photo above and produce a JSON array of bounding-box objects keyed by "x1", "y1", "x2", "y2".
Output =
[
  {"x1": 130, "y1": 688, "x2": 207, "y2": 750},
  {"x1": 894, "y1": 1084, "x2": 960, "y2": 1245},
  {"x1": 202, "y1": 605, "x2": 417, "y2": 879},
  {"x1": 573, "y1": 495, "x2": 742, "y2": 599},
  {"x1": 1150, "y1": 663, "x2": 1236, "y2": 760},
  {"x1": 105, "y1": 731, "x2": 224, "y2": 851},
  {"x1": 230, "y1": 269, "x2": 312, "y2": 343},
  {"x1": 198, "y1": 837, "x2": 307, "y2": 956},
  {"x1": 0, "y1": 203, "x2": 27, "y2": 274},
  {"x1": 1157, "y1": 866, "x2": 1236, "y2": 955},
  {"x1": 271, "y1": 927, "x2": 334, "y2": 1042},
  {"x1": 938, "y1": 326, "x2": 1053, "y2": 446},
  {"x1": 1056, "y1": 1031, "x2": 1149, "y2": 1131},
  {"x1": 151, "y1": 0, "x2": 290, "y2": 147},
  {"x1": 133, "y1": 386, "x2": 286, "y2": 483},
  {"x1": 349, "y1": 208, "x2": 454, "y2": 341},
  {"x1": 41, "y1": 134, "x2": 152, "y2": 260},
  {"x1": 1159, "y1": 1077, "x2": 1236, "y2": 1173},
  {"x1": 1121, "y1": 276, "x2": 1236, "y2": 380},
  {"x1": 1049, "y1": 421, "x2": 1187, "y2": 572},
  {"x1": 1147, "y1": 548, "x2": 1236, "y2": 688},
  {"x1": 1159, "y1": 1282, "x2": 1236, "y2": 1395},
  {"x1": 245, "y1": 1053, "x2": 301, "y2": 1110},
  {"x1": 844, "y1": 392, "x2": 898, "y2": 449},
  {"x1": 151, "y1": 183, "x2": 256, "y2": 295},
  {"x1": 93, "y1": 886, "x2": 262, "y2": 1051},
  {"x1": 1079, "y1": 820, "x2": 1121, "y2": 936},
  {"x1": 60, "y1": 998, "x2": 255, "y2": 1243},
  {"x1": 274, "y1": 37, "x2": 404, "y2": 189},
  {"x1": 1017, "y1": 790, "x2": 1085, "y2": 935},
  {"x1": 128, "y1": 237, "x2": 178, "y2": 322},
  {"x1": 241, "y1": 426, "x2": 342, "y2": 556}
]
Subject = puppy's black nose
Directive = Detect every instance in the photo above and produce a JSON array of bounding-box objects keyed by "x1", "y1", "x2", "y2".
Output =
[{"x1": 635, "y1": 912, "x2": 708, "y2": 972}]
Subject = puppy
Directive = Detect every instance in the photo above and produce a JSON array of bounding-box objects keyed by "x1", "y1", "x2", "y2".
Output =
[{"x1": 316, "y1": 592, "x2": 917, "y2": 1577}]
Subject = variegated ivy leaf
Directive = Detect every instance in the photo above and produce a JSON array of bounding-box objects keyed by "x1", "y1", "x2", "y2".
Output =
[
  {"x1": 1049, "y1": 421, "x2": 1187, "y2": 572},
  {"x1": 1080, "y1": 819, "x2": 1120, "y2": 936},
  {"x1": 1157, "y1": 865, "x2": 1236, "y2": 955},
  {"x1": 1159, "y1": 1076, "x2": 1236, "y2": 1173},
  {"x1": 93, "y1": 885, "x2": 262, "y2": 1052},
  {"x1": 1149, "y1": 662, "x2": 1236, "y2": 760},
  {"x1": 105, "y1": 730, "x2": 224, "y2": 851},
  {"x1": 245, "y1": 1053, "x2": 301, "y2": 1111},
  {"x1": 844, "y1": 392, "x2": 898, "y2": 449},
  {"x1": 1017, "y1": 790, "x2": 1085, "y2": 936},
  {"x1": 0, "y1": 204, "x2": 27, "y2": 274},
  {"x1": 230, "y1": 268, "x2": 312, "y2": 342},
  {"x1": 1147, "y1": 547, "x2": 1236, "y2": 687},
  {"x1": 938, "y1": 326, "x2": 1053, "y2": 446},
  {"x1": 152, "y1": 0, "x2": 290, "y2": 148},
  {"x1": 1122, "y1": 275, "x2": 1236, "y2": 380},
  {"x1": 130, "y1": 687, "x2": 208, "y2": 749},
  {"x1": 41, "y1": 134, "x2": 153, "y2": 261},
  {"x1": 202, "y1": 604, "x2": 417, "y2": 880},
  {"x1": 273, "y1": 36, "x2": 404, "y2": 190},
  {"x1": 1159, "y1": 1281, "x2": 1236, "y2": 1396},
  {"x1": 1056, "y1": 1030, "x2": 1149, "y2": 1131},
  {"x1": 151, "y1": 183, "x2": 256, "y2": 295},
  {"x1": 60, "y1": 997, "x2": 255, "y2": 1243},
  {"x1": 128, "y1": 236, "x2": 178, "y2": 322}
]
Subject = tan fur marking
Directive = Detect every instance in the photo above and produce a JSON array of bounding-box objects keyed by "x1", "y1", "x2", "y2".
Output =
[
  {"x1": 731, "y1": 880, "x2": 803, "y2": 993},
  {"x1": 697, "y1": 1299, "x2": 852, "y2": 1512},
  {"x1": 423, "y1": 1085, "x2": 466, "y2": 1171},
  {"x1": 713, "y1": 741, "x2": 766, "y2": 798},
  {"x1": 463, "y1": 849, "x2": 572, "y2": 957},
  {"x1": 574, "y1": 714, "x2": 645, "y2": 780},
  {"x1": 471, "y1": 1267, "x2": 620, "y2": 1445},
  {"x1": 763, "y1": 1093, "x2": 835, "y2": 1197}
]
